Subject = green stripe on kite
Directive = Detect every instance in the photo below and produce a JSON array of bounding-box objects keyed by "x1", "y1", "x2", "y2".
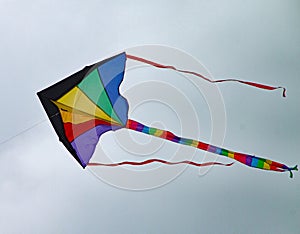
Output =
[{"x1": 78, "y1": 69, "x2": 122, "y2": 124}]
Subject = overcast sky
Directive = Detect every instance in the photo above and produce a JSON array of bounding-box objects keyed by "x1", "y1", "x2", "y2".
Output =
[{"x1": 0, "y1": 0, "x2": 299, "y2": 233}]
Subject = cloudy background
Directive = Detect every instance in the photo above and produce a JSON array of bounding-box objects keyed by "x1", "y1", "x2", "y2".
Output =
[{"x1": 1, "y1": 0, "x2": 299, "y2": 233}]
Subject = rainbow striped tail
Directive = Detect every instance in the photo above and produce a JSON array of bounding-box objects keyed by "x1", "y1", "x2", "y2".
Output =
[{"x1": 126, "y1": 119, "x2": 297, "y2": 178}]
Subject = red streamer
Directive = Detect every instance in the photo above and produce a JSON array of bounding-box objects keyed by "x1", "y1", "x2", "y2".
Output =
[
  {"x1": 88, "y1": 159, "x2": 234, "y2": 167},
  {"x1": 126, "y1": 54, "x2": 286, "y2": 97}
]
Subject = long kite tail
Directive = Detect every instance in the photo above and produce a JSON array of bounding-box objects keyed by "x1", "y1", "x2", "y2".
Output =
[
  {"x1": 126, "y1": 54, "x2": 286, "y2": 97},
  {"x1": 126, "y1": 119, "x2": 297, "y2": 178}
]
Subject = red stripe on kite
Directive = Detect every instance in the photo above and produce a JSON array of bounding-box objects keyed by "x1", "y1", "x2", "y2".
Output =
[{"x1": 64, "y1": 119, "x2": 113, "y2": 142}]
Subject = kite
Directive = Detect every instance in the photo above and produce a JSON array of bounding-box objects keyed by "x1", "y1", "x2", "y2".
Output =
[{"x1": 37, "y1": 52, "x2": 297, "y2": 178}]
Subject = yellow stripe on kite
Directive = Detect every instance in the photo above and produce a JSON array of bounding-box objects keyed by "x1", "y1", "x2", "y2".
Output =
[
  {"x1": 153, "y1": 129, "x2": 164, "y2": 137},
  {"x1": 52, "y1": 101, "x2": 121, "y2": 126},
  {"x1": 191, "y1": 140, "x2": 198, "y2": 147},
  {"x1": 56, "y1": 87, "x2": 120, "y2": 125},
  {"x1": 263, "y1": 162, "x2": 271, "y2": 170},
  {"x1": 228, "y1": 151, "x2": 235, "y2": 159},
  {"x1": 59, "y1": 109, "x2": 94, "y2": 124},
  {"x1": 265, "y1": 159, "x2": 272, "y2": 165}
]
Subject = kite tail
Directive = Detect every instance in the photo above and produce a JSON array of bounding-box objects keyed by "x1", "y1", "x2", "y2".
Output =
[
  {"x1": 88, "y1": 160, "x2": 233, "y2": 167},
  {"x1": 126, "y1": 54, "x2": 286, "y2": 97},
  {"x1": 126, "y1": 119, "x2": 297, "y2": 177}
]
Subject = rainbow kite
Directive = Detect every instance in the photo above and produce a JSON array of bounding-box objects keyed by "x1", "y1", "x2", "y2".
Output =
[{"x1": 37, "y1": 52, "x2": 297, "y2": 177}]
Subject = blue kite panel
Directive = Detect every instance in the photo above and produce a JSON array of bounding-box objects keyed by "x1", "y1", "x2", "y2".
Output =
[{"x1": 98, "y1": 53, "x2": 128, "y2": 125}]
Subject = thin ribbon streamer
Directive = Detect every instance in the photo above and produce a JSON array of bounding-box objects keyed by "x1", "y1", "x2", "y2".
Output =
[{"x1": 126, "y1": 54, "x2": 286, "y2": 97}]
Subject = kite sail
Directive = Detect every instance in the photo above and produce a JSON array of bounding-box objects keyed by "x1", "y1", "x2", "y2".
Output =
[{"x1": 37, "y1": 52, "x2": 297, "y2": 177}]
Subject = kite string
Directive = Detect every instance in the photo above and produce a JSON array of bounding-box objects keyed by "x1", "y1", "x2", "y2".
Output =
[
  {"x1": 0, "y1": 119, "x2": 46, "y2": 146},
  {"x1": 126, "y1": 54, "x2": 286, "y2": 97},
  {"x1": 0, "y1": 113, "x2": 59, "y2": 146}
]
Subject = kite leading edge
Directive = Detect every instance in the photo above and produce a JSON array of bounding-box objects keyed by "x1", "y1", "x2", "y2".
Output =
[{"x1": 37, "y1": 52, "x2": 297, "y2": 178}]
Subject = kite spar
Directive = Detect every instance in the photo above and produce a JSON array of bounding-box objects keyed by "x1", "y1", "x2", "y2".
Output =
[{"x1": 37, "y1": 52, "x2": 297, "y2": 177}]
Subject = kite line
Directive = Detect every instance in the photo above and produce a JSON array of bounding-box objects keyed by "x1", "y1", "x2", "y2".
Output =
[
  {"x1": 0, "y1": 113, "x2": 59, "y2": 146},
  {"x1": 0, "y1": 119, "x2": 46, "y2": 146}
]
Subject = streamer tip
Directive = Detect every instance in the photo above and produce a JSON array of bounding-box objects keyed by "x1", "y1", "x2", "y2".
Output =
[
  {"x1": 288, "y1": 165, "x2": 297, "y2": 178},
  {"x1": 282, "y1": 87, "x2": 287, "y2": 97}
]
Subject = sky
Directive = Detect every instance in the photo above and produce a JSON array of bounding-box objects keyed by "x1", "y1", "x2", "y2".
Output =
[{"x1": 0, "y1": 0, "x2": 300, "y2": 233}]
